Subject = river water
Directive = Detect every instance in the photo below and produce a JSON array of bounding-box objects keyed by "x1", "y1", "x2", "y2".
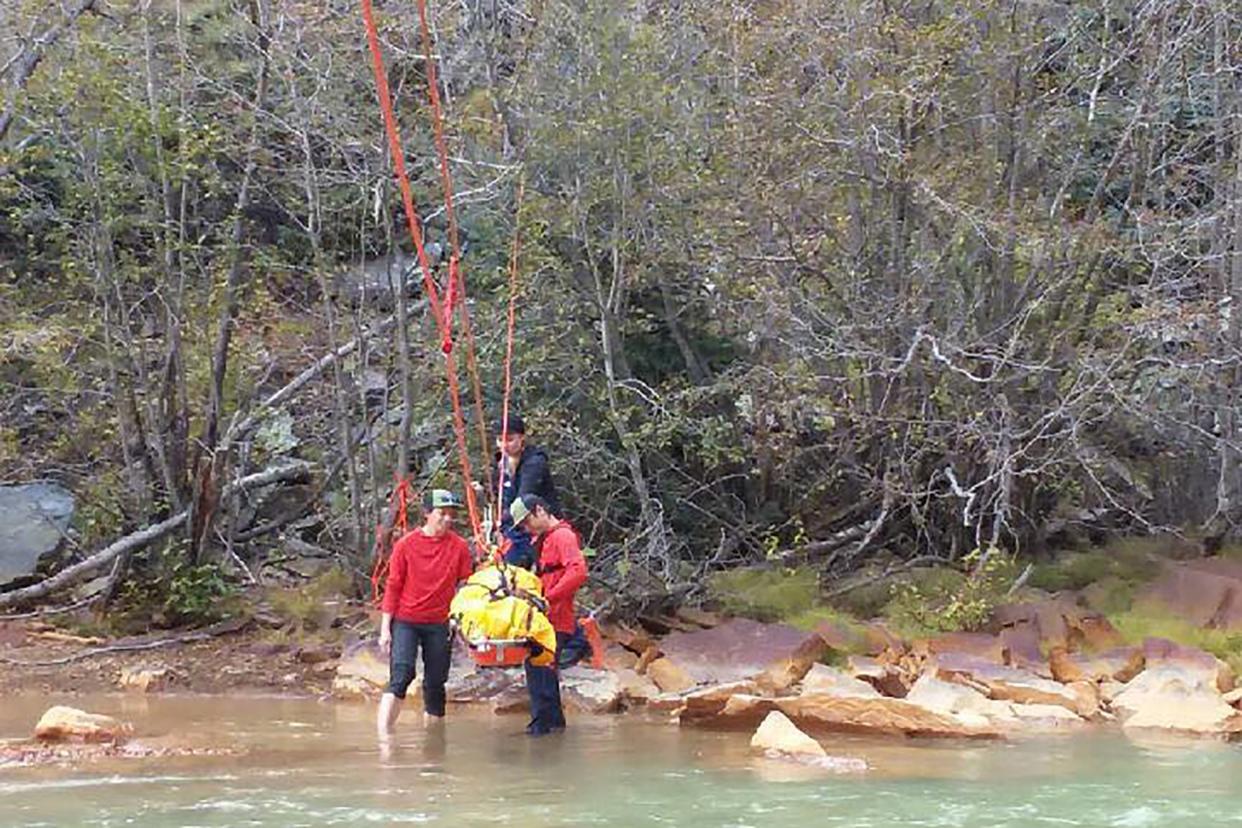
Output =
[{"x1": 2, "y1": 694, "x2": 1241, "y2": 827}]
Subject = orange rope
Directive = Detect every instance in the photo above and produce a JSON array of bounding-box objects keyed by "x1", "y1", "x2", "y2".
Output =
[
  {"x1": 494, "y1": 179, "x2": 525, "y2": 542},
  {"x1": 360, "y1": 0, "x2": 484, "y2": 549}
]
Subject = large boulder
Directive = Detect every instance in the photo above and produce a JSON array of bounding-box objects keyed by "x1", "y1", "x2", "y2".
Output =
[
  {"x1": 615, "y1": 669, "x2": 661, "y2": 707},
  {"x1": 331, "y1": 641, "x2": 391, "y2": 700},
  {"x1": 561, "y1": 666, "x2": 622, "y2": 713},
  {"x1": 677, "y1": 681, "x2": 761, "y2": 724},
  {"x1": 775, "y1": 693, "x2": 997, "y2": 738},
  {"x1": 846, "y1": 655, "x2": 912, "y2": 698},
  {"x1": 35, "y1": 707, "x2": 131, "y2": 743},
  {"x1": 1112, "y1": 666, "x2": 1242, "y2": 736},
  {"x1": 799, "y1": 664, "x2": 882, "y2": 699},
  {"x1": 750, "y1": 711, "x2": 826, "y2": 758},
  {"x1": 446, "y1": 666, "x2": 519, "y2": 704},
  {"x1": 935, "y1": 653, "x2": 1092, "y2": 716},
  {"x1": 1140, "y1": 558, "x2": 1242, "y2": 630},
  {"x1": 1141, "y1": 638, "x2": 1235, "y2": 693},
  {"x1": 991, "y1": 595, "x2": 1120, "y2": 654},
  {"x1": 656, "y1": 618, "x2": 829, "y2": 685},
  {"x1": 917, "y1": 632, "x2": 1005, "y2": 663},
  {"x1": 646, "y1": 657, "x2": 697, "y2": 693},
  {"x1": 1049, "y1": 646, "x2": 1145, "y2": 684},
  {"x1": 0, "y1": 482, "x2": 75, "y2": 587}
]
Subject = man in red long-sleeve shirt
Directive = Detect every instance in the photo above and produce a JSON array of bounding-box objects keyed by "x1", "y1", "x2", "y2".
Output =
[
  {"x1": 509, "y1": 493, "x2": 589, "y2": 734},
  {"x1": 377, "y1": 489, "x2": 473, "y2": 738}
]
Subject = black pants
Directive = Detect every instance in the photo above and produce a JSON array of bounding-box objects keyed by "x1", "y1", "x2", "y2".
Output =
[
  {"x1": 524, "y1": 647, "x2": 565, "y2": 734},
  {"x1": 556, "y1": 625, "x2": 592, "y2": 669},
  {"x1": 387, "y1": 620, "x2": 451, "y2": 716}
]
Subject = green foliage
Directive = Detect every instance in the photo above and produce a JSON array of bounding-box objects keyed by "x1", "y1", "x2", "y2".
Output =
[
  {"x1": 706, "y1": 566, "x2": 818, "y2": 622},
  {"x1": 884, "y1": 549, "x2": 1020, "y2": 638},
  {"x1": 116, "y1": 544, "x2": 238, "y2": 629},
  {"x1": 266, "y1": 568, "x2": 353, "y2": 633},
  {"x1": 1028, "y1": 542, "x2": 1162, "y2": 593}
]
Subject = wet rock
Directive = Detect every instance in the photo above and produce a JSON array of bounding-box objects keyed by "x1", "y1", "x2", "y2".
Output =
[
  {"x1": 331, "y1": 641, "x2": 390, "y2": 699},
  {"x1": 775, "y1": 693, "x2": 996, "y2": 739},
  {"x1": 34, "y1": 706, "x2": 132, "y2": 743},
  {"x1": 713, "y1": 694, "x2": 779, "y2": 727},
  {"x1": 599, "y1": 621, "x2": 655, "y2": 655},
  {"x1": 1139, "y1": 558, "x2": 1242, "y2": 630},
  {"x1": 1049, "y1": 646, "x2": 1145, "y2": 684},
  {"x1": 677, "y1": 681, "x2": 761, "y2": 723},
  {"x1": 656, "y1": 618, "x2": 829, "y2": 684},
  {"x1": 935, "y1": 654, "x2": 1090, "y2": 715},
  {"x1": 799, "y1": 664, "x2": 881, "y2": 699},
  {"x1": 904, "y1": 674, "x2": 1016, "y2": 724},
  {"x1": 446, "y1": 667, "x2": 519, "y2": 703},
  {"x1": 603, "y1": 645, "x2": 638, "y2": 672},
  {"x1": 118, "y1": 665, "x2": 172, "y2": 693},
  {"x1": 1007, "y1": 703, "x2": 1088, "y2": 728},
  {"x1": 295, "y1": 644, "x2": 339, "y2": 665},
  {"x1": 1113, "y1": 666, "x2": 1242, "y2": 736},
  {"x1": 646, "y1": 657, "x2": 697, "y2": 693},
  {"x1": 750, "y1": 711, "x2": 826, "y2": 758},
  {"x1": 634, "y1": 645, "x2": 663, "y2": 674},
  {"x1": 561, "y1": 666, "x2": 622, "y2": 713},
  {"x1": 0, "y1": 482, "x2": 75, "y2": 587}
]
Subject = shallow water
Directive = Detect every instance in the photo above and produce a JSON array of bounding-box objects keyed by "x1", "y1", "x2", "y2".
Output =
[{"x1": 2, "y1": 694, "x2": 1241, "y2": 827}]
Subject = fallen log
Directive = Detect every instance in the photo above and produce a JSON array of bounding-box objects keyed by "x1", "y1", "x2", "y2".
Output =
[{"x1": 0, "y1": 462, "x2": 311, "y2": 611}]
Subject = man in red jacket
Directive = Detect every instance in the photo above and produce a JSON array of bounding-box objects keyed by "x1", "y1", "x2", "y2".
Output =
[
  {"x1": 377, "y1": 489, "x2": 473, "y2": 738},
  {"x1": 509, "y1": 493, "x2": 589, "y2": 734}
]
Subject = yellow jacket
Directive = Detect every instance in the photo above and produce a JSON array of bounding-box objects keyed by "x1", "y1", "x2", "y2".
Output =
[{"x1": 450, "y1": 564, "x2": 557, "y2": 666}]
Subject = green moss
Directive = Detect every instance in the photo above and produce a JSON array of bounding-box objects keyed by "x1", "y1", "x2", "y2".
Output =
[
  {"x1": 706, "y1": 566, "x2": 818, "y2": 622},
  {"x1": 1028, "y1": 541, "x2": 1162, "y2": 595},
  {"x1": 1109, "y1": 608, "x2": 1242, "y2": 677},
  {"x1": 882, "y1": 552, "x2": 1021, "y2": 639}
]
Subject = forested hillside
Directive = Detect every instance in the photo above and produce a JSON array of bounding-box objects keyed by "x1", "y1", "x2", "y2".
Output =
[{"x1": 2, "y1": 0, "x2": 1240, "y2": 616}]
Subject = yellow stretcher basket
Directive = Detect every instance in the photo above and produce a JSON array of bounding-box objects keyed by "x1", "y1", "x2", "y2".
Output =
[{"x1": 450, "y1": 564, "x2": 557, "y2": 667}]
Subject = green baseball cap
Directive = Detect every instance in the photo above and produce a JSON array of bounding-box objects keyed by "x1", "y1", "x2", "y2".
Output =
[
  {"x1": 509, "y1": 494, "x2": 533, "y2": 526},
  {"x1": 426, "y1": 489, "x2": 464, "y2": 510}
]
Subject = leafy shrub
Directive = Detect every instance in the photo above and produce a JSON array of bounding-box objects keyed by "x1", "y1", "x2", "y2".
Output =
[
  {"x1": 884, "y1": 548, "x2": 1020, "y2": 638},
  {"x1": 706, "y1": 566, "x2": 818, "y2": 622},
  {"x1": 1028, "y1": 540, "x2": 1162, "y2": 594},
  {"x1": 1109, "y1": 608, "x2": 1242, "y2": 677}
]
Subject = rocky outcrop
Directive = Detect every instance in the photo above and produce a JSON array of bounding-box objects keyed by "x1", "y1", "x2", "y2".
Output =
[
  {"x1": 775, "y1": 693, "x2": 997, "y2": 738},
  {"x1": 1140, "y1": 559, "x2": 1242, "y2": 631},
  {"x1": 118, "y1": 665, "x2": 172, "y2": 693},
  {"x1": 1141, "y1": 638, "x2": 1235, "y2": 693},
  {"x1": 561, "y1": 667, "x2": 623, "y2": 713},
  {"x1": 0, "y1": 482, "x2": 75, "y2": 588},
  {"x1": 656, "y1": 618, "x2": 829, "y2": 685},
  {"x1": 1112, "y1": 666, "x2": 1242, "y2": 736},
  {"x1": 799, "y1": 664, "x2": 881, "y2": 698},
  {"x1": 34, "y1": 707, "x2": 132, "y2": 743},
  {"x1": 646, "y1": 657, "x2": 697, "y2": 693},
  {"x1": 935, "y1": 653, "x2": 1093, "y2": 716},
  {"x1": 331, "y1": 641, "x2": 391, "y2": 699},
  {"x1": 1049, "y1": 647, "x2": 1145, "y2": 684},
  {"x1": 615, "y1": 668, "x2": 661, "y2": 706}
]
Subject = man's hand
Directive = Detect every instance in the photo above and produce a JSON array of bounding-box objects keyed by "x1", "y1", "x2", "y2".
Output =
[{"x1": 378, "y1": 625, "x2": 392, "y2": 655}]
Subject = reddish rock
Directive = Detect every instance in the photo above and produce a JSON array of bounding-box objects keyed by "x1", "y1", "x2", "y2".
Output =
[
  {"x1": 1069, "y1": 615, "x2": 1124, "y2": 652},
  {"x1": 800, "y1": 664, "x2": 882, "y2": 699},
  {"x1": 1114, "y1": 666, "x2": 1242, "y2": 736},
  {"x1": 776, "y1": 694, "x2": 997, "y2": 739},
  {"x1": 656, "y1": 618, "x2": 830, "y2": 684},
  {"x1": 1049, "y1": 647, "x2": 1144, "y2": 684},
  {"x1": 935, "y1": 653, "x2": 1089, "y2": 715},
  {"x1": 331, "y1": 641, "x2": 390, "y2": 700},
  {"x1": 603, "y1": 645, "x2": 638, "y2": 672},
  {"x1": 1140, "y1": 558, "x2": 1242, "y2": 630},
  {"x1": 615, "y1": 669, "x2": 661, "y2": 706},
  {"x1": 860, "y1": 622, "x2": 905, "y2": 656},
  {"x1": 634, "y1": 645, "x2": 663, "y2": 675},
  {"x1": 646, "y1": 657, "x2": 697, "y2": 693},
  {"x1": 813, "y1": 619, "x2": 867, "y2": 653},
  {"x1": 919, "y1": 632, "x2": 1005, "y2": 663},
  {"x1": 678, "y1": 681, "x2": 762, "y2": 724},
  {"x1": 675, "y1": 607, "x2": 724, "y2": 628},
  {"x1": 999, "y1": 623, "x2": 1051, "y2": 676},
  {"x1": 599, "y1": 621, "x2": 655, "y2": 655},
  {"x1": 755, "y1": 635, "x2": 829, "y2": 694}
]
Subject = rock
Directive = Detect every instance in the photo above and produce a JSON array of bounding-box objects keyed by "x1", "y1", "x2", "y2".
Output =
[
  {"x1": 998, "y1": 623, "x2": 1051, "y2": 676},
  {"x1": 561, "y1": 666, "x2": 622, "y2": 713},
  {"x1": 846, "y1": 655, "x2": 910, "y2": 698},
  {"x1": 678, "y1": 681, "x2": 761, "y2": 723},
  {"x1": 634, "y1": 645, "x2": 663, "y2": 674},
  {"x1": 656, "y1": 618, "x2": 830, "y2": 684},
  {"x1": 991, "y1": 595, "x2": 1116, "y2": 654},
  {"x1": 813, "y1": 619, "x2": 867, "y2": 653},
  {"x1": 1071, "y1": 615, "x2": 1124, "y2": 652},
  {"x1": 35, "y1": 707, "x2": 131, "y2": 743},
  {"x1": 599, "y1": 621, "x2": 655, "y2": 655},
  {"x1": 295, "y1": 645, "x2": 338, "y2": 665},
  {"x1": 331, "y1": 641, "x2": 390, "y2": 700},
  {"x1": 1142, "y1": 638, "x2": 1235, "y2": 693},
  {"x1": 750, "y1": 711, "x2": 826, "y2": 758},
  {"x1": 491, "y1": 683, "x2": 531, "y2": 714},
  {"x1": 1223, "y1": 687, "x2": 1242, "y2": 707},
  {"x1": 1067, "y1": 680, "x2": 1101, "y2": 719},
  {"x1": 646, "y1": 657, "x2": 697, "y2": 693},
  {"x1": 775, "y1": 694, "x2": 996, "y2": 739},
  {"x1": 446, "y1": 667, "x2": 519, "y2": 703},
  {"x1": 799, "y1": 664, "x2": 882, "y2": 699},
  {"x1": 935, "y1": 653, "x2": 1090, "y2": 715},
  {"x1": 860, "y1": 622, "x2": 905, "y2": 656},
  {"x1": 603, "y1": 645, "x2": 638, "y2": 672},
  {"x1": 0, "y1": 482, "x2": 75, "y2": 587},
  {"x1": 1049, "y1": 646, "x2": 1145, "y2": 684},
  {"x1": 615, "y1": 668, "x2": 661, "y2": 706},
  {"x1": 675, "y1": 607, "x2": 724, "y2": 628},
  {"x1": 754, "y1": 635, "x2": 829, "y2": 693},
  {"x1": 1007, "y1": 703, "x2": 1088, "y2": 728},
  {"x1": 1140, "y1": 558, "x2": 1242, "y2": 630},
  {"x1": 918, "y1": 632, "x2": 1005, "y2": 663},
  {"x1": 712, "y1": 694, "x2": 779, "y2": 727},
  {"x1": 1113, "y1": 666, "x2": 1242, "y2": 736},
  {"x1": 118, "y1": 665, "x2": 171, "y2": 693}
]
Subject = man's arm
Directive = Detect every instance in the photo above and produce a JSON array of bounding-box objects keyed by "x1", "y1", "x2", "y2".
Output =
[
  {"x1": 379, "y1": 544, "x2": 407, "y2": 651},
  {"x1": 544, "y1": 534, "x2": 587, "y2": 601}
]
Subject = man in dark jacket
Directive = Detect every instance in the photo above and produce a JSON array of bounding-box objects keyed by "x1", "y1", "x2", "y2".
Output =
[{"x1": 495, "y1": 413, "x2": 560, "y2": 569}]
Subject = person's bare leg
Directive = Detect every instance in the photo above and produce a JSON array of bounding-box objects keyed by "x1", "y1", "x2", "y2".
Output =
[{"x1": 377, "y1": 692, "x2": 403, "y2": 738}]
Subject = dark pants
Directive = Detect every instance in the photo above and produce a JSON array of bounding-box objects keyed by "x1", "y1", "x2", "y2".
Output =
[
  {"x1": 502, "y1": 524, "x2": 536, "y2": 570},
  {"x1": 387, "y1": 620, "x2": 451, "y2": 716},
  {"x1": 524, "y1": 646, "x2": 565, "y2": 735},
  {"x1": 556, "y1": 626, "x2": 592, "y2": 669}
]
